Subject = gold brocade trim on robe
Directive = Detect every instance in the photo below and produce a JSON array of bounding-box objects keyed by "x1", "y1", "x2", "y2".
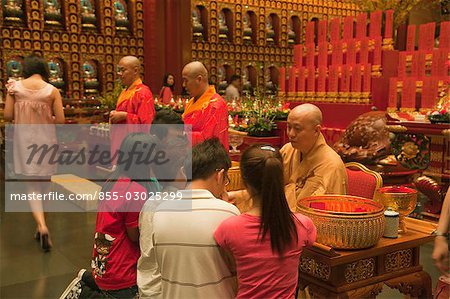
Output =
[
  {"x1": 182, "y1": 86, "x2": 217, "y2": 119},
  {"x1": 116, "y1": 79, "x2": 143, "y2": 108}
]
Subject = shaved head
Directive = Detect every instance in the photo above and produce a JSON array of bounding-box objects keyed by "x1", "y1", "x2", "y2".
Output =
[
  {"x1": 118, "y1": 56, "x2": 141, "y2": 87},
  {"x1": 182, "y1": 61, "x2": 209, "y2": 99},
  {"x1": 287, "y1": 104, "x2": 323, "y2": 153},
  {"x1": 120, "y1": 56, "x2": 141, "y2": 69},
  {"x1": 290, "y1": 103, "x2": 323, "y2": 127}
]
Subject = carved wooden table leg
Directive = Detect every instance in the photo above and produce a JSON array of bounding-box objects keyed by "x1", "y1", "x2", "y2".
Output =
[
  {"x1": 307, "y1": 283, "x2": 383, "y2": 299},
  {"x1": 385, "y1": 271, "x2": 432, "y2": 299}
]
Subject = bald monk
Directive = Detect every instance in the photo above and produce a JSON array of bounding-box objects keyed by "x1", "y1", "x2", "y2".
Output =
[
  {"x1": 281, "y1": 104, "x2": 347, "y2": 209},
  {"x1": 229, "y1": 104, "x2": 347, "y2": 212},
  {"x1": 110, "y1": 56, "x2": 155, "y2": 164},
  {"x1": 181, "y1": 61, "x2": 229, "y2": 149},
  {"x1": 110, "y1": 56, "x2": 155, "y2": 125}
]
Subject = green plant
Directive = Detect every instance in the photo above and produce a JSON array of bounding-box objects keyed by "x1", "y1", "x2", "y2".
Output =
[{"x1": 97, "y1": 80, "x2": 123, "y2": 110}]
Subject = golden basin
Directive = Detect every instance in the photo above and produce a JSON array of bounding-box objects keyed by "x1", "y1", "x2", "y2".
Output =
[
  {"x1": 374, "y1": 186, "x2": 417, "y2": 233},
  {"x1": 297, "y1": 195, "x2": 385, "y2": 249}
]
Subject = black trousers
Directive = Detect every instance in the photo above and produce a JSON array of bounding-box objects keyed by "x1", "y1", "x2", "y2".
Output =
[{"x1": 79, "y1": 271, "x2": 138, "y2": 299}]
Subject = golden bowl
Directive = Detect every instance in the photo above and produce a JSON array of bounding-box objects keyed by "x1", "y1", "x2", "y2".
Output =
[
  {"x1": 374, "y1": 186, "x2": 417, "y2": 233},
  {"x1": 297, "y1": 195, "x2": 385, "y2": 249}
]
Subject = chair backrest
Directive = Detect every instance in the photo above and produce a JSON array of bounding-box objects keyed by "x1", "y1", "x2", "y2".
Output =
[{"x1": 345, "y1": 162, "x2": 383, "y2": 200}]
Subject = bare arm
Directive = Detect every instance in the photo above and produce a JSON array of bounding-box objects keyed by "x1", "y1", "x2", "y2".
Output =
[
  {"x1": 126, "y1": 226, "x2": 140, "y2": 242},
  {"x1": 52, "y1": 88, "x2": 65, "y2": 124},
  {"x1": 4, "y1": 94, "x2": 14, "y2": 122}
]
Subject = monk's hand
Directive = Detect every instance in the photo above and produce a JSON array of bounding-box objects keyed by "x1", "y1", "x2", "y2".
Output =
[
  {"x1": 432, "y1": 236, "x2": 450, "y2": 277},
  {"x1": 110, "y1": 111, "x2": 127, "y2": 123}
]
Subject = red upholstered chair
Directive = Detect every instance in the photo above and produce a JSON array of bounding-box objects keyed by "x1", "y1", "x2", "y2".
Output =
[{"x1": 345, "y1": 162, "x2": 383, "y2": 200}]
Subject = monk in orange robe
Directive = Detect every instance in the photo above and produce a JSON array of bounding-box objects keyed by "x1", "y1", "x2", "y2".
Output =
[
  {"x1": 229, "y1": 104, "x2": 347, "y2": 212},
  {"x1": 110, "y1": 56, "x2": 155, "y2": 164},
  {"x1": 181, "y1": 61, "x2": 229, "y2": 149}
]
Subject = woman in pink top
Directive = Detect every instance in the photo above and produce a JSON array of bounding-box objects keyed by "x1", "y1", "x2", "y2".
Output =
[
  {"x1": 4, "y1": 54, "x2": 65, "y2": 251},
  {"x1": 159, "y1": 73, "x2": 175, "y2": 104},
  {"x1": 215, "y1": 144, "x2": 317, "y2": 299}
]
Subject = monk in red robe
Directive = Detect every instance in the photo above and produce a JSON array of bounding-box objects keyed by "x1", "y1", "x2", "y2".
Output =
[
  {"x1": 109, "y1": 56, "x2": 155, "y2": 165},
  {"x1": 181, "y1": 61, "x2": 229, "y2": 149}
]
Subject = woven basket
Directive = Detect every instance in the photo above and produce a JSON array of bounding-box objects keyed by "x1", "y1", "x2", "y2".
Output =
[{"x1": 297, "y1": 195, "x2": 385, "y2": 249}]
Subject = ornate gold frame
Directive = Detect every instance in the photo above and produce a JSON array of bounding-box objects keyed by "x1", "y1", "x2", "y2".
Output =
[{"x1": 345, "y1": 162, "x2": 383, "y2": 191}]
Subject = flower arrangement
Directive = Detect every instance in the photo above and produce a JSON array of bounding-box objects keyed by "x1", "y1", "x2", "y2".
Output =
[
  {"x1": 427, "y1": 92, "x2": 449, "y2": 124},
  {"x1": 97, "y1": 80, "x2": 123, "y2": 111},
  {"x1": 154, "y1": 97, "x2": 189, "y2": 114}
]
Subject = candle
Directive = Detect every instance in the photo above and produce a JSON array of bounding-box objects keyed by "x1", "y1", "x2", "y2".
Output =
[
  {"x1": 401, "y1": 78, "x2": 416, "y2": 109},
  {"x1": 306, "y1": 21, "x2": 315, "y2": 45},
  {"x1": 289, "y1": 66, "x2": 297, "y2": 92},
  {"x1": 297, "y1": 67, "x2": 306, "y2": 92},
  {"x1": 332, "y1": 41, "x2": 344, "y2": 66},
  {"x1": 329, "y1": 66, "x2": 339, "y2": 92},
  {"x1": 369, "y1": 10, "x2": 382, "y2": 38},
  {"x1": 388, "y1": 77, "x2": 398, "y2": 108},
  {"x1": 318, "y1": 43, "x2": 328, "y2": 67},
  {"x1": 341, "y1": 65, "x2": 351, "y2": 92},
  {"x1": 421, "y1": 77, "x2": 432, "y2": 109},
  {"x1": 347, "y1": 40, "x2": 356, "y2": 65},
  {"x1": 411, "y1": 52, "x2": 419, "y2": 77},
  {"x1": 418, "y1": 51, "x2": 426, "y2": 78},
  {"x1": 343, "y1": 16, "x2": 353, "y2": 40},
  {"x1": 384, "y1": 10, "x2": 394, "y2": 39},
  {"x1": 318, "y1": 20, "x2": 328, "y2": 44},
  {"x1": 306, "y1": 44, "x2": 315, "y2": 68},
  {"x1": 352, "y1": 64, "x2": 362, "y2": 92},
  {"x1": 294, "y1": 45, "x2": 303, "y2": 68},
  {"x1": 439, "y1": 21, "x2": 450, "y2": 49},
  {"x1": 318, "y1": 67, "x2": 326, "y2": 92},
  {"x1": 307, "y1": 66, "x2": 315, "y2": 92},
  {"x1": 373, "y1": 37, "x2": 382, "y2": 65},
  {"x1": 330, "y1": 18, "x2": 340, "y2": 43},
  {"x1": 431, "y1": 49, "x2": 440, "y2": 77},
  {"x1": 356, "y1": 13, "x2": 367, "y2": 40},
  {"x1": 360, "y1": 38, "x2": 369, "y2": 64},
  {"x1": 406, "y1": 25, "x2": 416, "y2": 52},
  {"x1": 363, "y1": 63, "x2": 372, "y2": 92}
]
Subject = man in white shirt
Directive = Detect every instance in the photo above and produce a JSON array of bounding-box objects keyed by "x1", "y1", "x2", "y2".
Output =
[
  {"x1": 224, "y1": 75, "x2": 241, "y2": 101},
  {"x1": 138, "y1": 138, "x2": 239, "y2": 298}
]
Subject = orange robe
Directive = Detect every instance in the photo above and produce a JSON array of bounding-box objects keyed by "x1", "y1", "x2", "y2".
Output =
[
  {"x1": 281, "y1": 133, "x2": 348, "y2": 210},
  {"x1": 111, "y1": 79, "x2": 155, "y2": 164},
  {"x1": 182, "y1": 86, "x2": 229, "y2": 149}
]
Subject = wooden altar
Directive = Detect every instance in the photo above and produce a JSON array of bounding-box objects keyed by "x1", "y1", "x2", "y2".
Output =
[{"x1": 298, "y1": 218, "x2": 437, "y2": 299}]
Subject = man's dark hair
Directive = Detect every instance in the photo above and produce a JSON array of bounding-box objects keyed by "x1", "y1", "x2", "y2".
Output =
[
  {"x1": 151, "y1": 109, "x2": 184, "y2": 140},
  {"x1": 23, "y1": 54, "x2": 49, "y2": 82},
  {"x1": 230, "y1": 74, "x2": 240, "y2": 84},
  {"x1": 192, "y1": 138, "x2": 231, "y2": 181}
]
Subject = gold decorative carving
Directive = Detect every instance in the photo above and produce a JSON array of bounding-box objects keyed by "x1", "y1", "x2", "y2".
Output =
[
  {"x1": 344, "y1": 258, "x2": 375, "y2": 283},
  {"x1": 385, "y1": 249, "x2": 413, "y2": 273},
  {"x1": 386, "y1": 125, "x2": 408, "y2": 133},
  {"x1": 299, "y1": 256, "x2": 331, "y2": 281}
]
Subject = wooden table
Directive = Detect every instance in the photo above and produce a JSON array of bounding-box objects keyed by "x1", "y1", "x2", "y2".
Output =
[{"x1": 298, "y1": 218, "x2": 437, "y2": 298}]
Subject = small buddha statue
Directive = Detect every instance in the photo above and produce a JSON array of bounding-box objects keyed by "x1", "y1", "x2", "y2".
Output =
[
  {"x1": 3, "y1": 0, "x2": 24, "y2": 22},
  {"x1": 48, "y1": 60, "x2": 65, "y2": 90},
  {"x1": 81, "y1": 0, "x2": 96, "y2": 29},
  {"x1": 44, "y1": 0, "x2": 63, "y2": 25},
  {"x1": 218, "y1": 11, "x2": 229, "y2": 42},
  {"x1": 6, "y1": 58, "x2": 24, "y2": 80},
  {"x1": 266, "y1": 17, "x2": 275, "y2": 45},
  {"x1": 288, "y1": 19, "x2": 296, "y2": 45},
  {"x1": 192, "y1": 8, "x2": 204, "y2": 41},
  {"x1": 83, "y1": 61, "x2": 99, "y2": 95},
  {"x1": 243, "y1": 13, "x2": 253, "y2": 44},
  {"x1": 114, "y1": 0, "x2": 129, "y2": 31}
]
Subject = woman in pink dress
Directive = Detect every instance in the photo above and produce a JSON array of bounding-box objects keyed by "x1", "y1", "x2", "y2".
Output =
[
  {"x1": 4, "y1": 54, "x2": 65, "y2": 251},
  {"x1": 215, "y1": 145, "x2": 317, "y2": 299},
  {"x1": 158, "y1": 73, "x2": 175, "y2": 104}
]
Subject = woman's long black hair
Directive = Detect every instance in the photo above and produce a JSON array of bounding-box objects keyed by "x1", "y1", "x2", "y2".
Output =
[
  {"x1": 240, "y1": 144, "x2": 298, "y2": 256},
  {"x1": 163, "y1": 73, "x2": 175, "y2": 91}
]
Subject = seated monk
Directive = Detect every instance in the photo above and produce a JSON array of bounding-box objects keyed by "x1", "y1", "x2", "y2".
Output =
[{"x1": 230, "y1": 104, "x2": 348, "y2": 211}]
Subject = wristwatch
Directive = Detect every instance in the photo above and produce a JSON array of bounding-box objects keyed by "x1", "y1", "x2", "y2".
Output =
[{"x1": 432, "y1": 230, "x2": 449, "y2": 239}]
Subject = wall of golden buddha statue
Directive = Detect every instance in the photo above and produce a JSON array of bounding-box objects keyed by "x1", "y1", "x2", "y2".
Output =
[
  {"x1": 190, "y1": 0, "x2": 360, "y2": 95},
  {"x1": 0, "y1": 0, "x2": 145, "y2": 101}
]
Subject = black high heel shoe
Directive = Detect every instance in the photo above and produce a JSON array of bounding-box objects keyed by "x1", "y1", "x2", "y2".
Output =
[
  {"x1": 34, "y1": 231, "x2": 40, "y2": 241},
  {"x1": 40, "y1": 233, "x2": 51, "y2": 252}
]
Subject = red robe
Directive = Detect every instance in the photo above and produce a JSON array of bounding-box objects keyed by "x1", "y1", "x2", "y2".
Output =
[
  {"x1": 182, "y1": 86, "x2": 229, "y2": 149},
  {"x1": 111, "y1": 79, "x2": 155, "y2": 164},
  {"x1": 159, "y1": 86, "x2": 173, "y2": 105}
]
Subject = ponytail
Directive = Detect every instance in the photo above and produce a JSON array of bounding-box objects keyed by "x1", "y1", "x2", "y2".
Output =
[{"x1": 241, "y1": 145, "x2": 298, "y2": 256}]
